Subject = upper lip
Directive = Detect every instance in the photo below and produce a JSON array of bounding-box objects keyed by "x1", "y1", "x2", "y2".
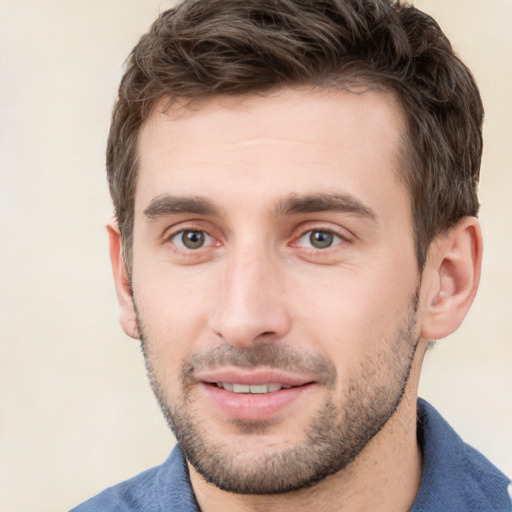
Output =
[{"x1": 196, "y1": 368, "x2": 315, "y2": 387}]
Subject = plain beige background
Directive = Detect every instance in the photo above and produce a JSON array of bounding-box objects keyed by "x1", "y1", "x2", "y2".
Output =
[{"x1": 0, "y1": 1, "x2": 510, "y2": 510}]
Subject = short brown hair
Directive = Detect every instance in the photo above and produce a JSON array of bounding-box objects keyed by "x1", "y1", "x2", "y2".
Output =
[{"x1": 107, "y1": 0, "x2": 483, "y2": 272}]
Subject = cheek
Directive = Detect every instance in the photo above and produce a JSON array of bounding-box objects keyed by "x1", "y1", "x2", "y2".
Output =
[
  {"x1": 133, "y1": 263, "x2": 222, "y2": 356},
  {"x1": 290, "y1": 265, "x2": 417, "y2": 357}
]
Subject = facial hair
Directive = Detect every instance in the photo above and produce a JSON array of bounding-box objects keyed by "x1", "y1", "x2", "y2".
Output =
[{"x1": 138, "y1": 293, "x2": 420, "y2": 495}]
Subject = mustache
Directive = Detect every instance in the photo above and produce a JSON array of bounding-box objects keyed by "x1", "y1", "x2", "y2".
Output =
[{"x1": 181, "y1": 343, "x2": 337, "y2": 388}]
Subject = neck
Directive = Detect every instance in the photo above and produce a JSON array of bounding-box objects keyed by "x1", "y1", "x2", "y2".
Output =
[{"x1": 189, "y1": 345, "x2": 426, "y2": 512}]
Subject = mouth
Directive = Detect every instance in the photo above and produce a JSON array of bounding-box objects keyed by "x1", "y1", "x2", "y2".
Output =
[
  {"x1": 213, "y1": 382, "x2": 293, "y2": 394},
  {"x1": 197, "y1": 370, "x2": 316, "y2": 422}
]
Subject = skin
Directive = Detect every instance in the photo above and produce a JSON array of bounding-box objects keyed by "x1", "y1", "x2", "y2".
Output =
[{"x1": 109, "y1": 87, "x2": 482, "y2": 511}]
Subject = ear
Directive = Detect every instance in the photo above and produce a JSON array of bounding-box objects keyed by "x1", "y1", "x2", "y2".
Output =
[
  {"x1": 107, "y1": 222, "x2": 139, "y2": 339},
  {"x1": 420, "y1": 217, "x2": 483, "y2": 341}
]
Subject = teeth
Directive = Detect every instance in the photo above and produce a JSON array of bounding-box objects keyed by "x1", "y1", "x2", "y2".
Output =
[
  {"x1": 233, "y1": 383, "x2": 250, "y2": 393},
  {"x1": 216, "y1": 383, "x2": 292, "y2": 394}
]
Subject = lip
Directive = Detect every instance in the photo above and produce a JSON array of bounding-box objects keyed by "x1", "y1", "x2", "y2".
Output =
[
  {"x1": 196, "y1": 369, "x2": 316, "y2": 421},
  {"x1": 197, "y1": 368, "x2": 314, "y2": 387}
]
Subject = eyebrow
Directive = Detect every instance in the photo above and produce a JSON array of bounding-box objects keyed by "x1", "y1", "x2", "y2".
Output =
[
  {"x1": 143, "y1": 195, "x2": 220, "y2": 220},
  {"x1": 143, "y1": 192, "x2": 376, "y2": 222},
  {"x1": 273, "y1": 193, "x2": 376, "y2": 220}
]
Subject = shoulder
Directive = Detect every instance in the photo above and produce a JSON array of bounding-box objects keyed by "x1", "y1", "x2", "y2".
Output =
[
  {"x1": 412, "y1": 399, "x2": 511, "y2": 512},
  {"x1": 460, "y1": 438, "x2": 512, "y2": 511},
  {"x1": 69, "y1": 465, "x2": 161, "y2": 512},
  {"x1": 69, "y1": 446, "x2": 199, "y2": 512}
]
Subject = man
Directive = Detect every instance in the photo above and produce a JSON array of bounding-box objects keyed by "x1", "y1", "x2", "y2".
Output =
[{"x1": 73, "y1": 0, "x2": 511, "y2": 510}]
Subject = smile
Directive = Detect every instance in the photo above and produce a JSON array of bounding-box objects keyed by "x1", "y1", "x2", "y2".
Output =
[
  {"x1": 215, "y1": 383, "x2": 293, "y2": 394},
  {"x1": 202, "y1": 379, "x2": 315, "y2": 421}
]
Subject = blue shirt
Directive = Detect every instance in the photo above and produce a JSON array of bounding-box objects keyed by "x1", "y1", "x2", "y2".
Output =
[{"x1": 71, "y1": 399, "x2": 511, "y2": 511}]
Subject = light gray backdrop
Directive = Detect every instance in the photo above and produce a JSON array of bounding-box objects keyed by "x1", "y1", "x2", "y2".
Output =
[{"x1": 1, "y1": 1, "x2": 510, "y2": 510}]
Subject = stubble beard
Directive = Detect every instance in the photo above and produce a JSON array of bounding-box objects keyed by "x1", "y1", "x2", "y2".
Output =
[{"x1": 138, "y1": 294, "x2": 420, "y2": 495}]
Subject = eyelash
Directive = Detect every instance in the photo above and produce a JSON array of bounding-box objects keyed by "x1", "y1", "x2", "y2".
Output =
[
  {"x1": 166, "y1": 228, "x2": 216, "y2": 252},
  {"x1": 163, "y1": 225, "x2": 350, "y2": 256},
  {"x1": 295, "y1": 228, "x2": 347, "y2": 250}
]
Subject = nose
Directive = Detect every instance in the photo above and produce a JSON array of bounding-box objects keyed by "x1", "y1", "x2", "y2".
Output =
[{"x1": 209, "y1": 246, "x2": 292, "y2": 347}]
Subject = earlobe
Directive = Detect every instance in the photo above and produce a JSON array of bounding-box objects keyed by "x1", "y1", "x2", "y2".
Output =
[
  {"x1": 107, "y1": 222, "x2": 139, "y2": 340},
  {"x1": 420, "y1": 217, "x2": 482, "y2": 341}
]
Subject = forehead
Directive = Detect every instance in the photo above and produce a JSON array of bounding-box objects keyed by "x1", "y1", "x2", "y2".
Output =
[{"x1": 135, "y1": 87, "x2": 408, "y2": 217}]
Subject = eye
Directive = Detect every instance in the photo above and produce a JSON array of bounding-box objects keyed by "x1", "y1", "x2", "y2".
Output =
[
  {"x1": 171, "y1": 230, "x2": 213, "y2": 250},
  {"x1": 297, "y1": 229, "x2": 344, "y2": 249}
]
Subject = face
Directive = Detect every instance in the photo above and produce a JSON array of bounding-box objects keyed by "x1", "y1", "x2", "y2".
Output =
[{"x1": 129, "y1": 88, "x2": 422, "y2": 494}]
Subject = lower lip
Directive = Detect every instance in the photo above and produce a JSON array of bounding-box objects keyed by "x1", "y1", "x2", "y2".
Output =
[{"x1": 200, "y1": 383, "x2": 313, "y2": 422}]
